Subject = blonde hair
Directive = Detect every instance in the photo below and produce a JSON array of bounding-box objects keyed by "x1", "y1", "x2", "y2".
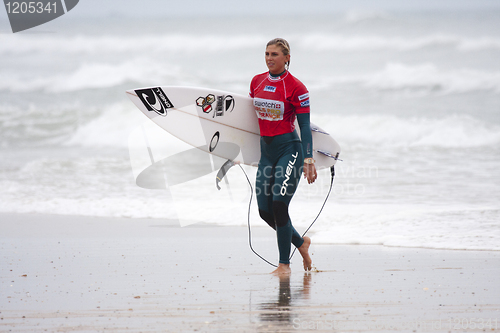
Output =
[{"x1": 267, "y1": 38, "x2": 291, "y2": 70}]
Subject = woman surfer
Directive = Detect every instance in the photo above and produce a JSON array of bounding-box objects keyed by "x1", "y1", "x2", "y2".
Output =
[{"x1": 249, "y1": 38, "x2": 317, "y2": 275}]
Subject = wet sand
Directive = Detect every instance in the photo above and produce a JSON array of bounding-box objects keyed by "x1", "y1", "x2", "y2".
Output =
[{"x1": 1, "y1": 213, "x2": 499, "y2": 332}]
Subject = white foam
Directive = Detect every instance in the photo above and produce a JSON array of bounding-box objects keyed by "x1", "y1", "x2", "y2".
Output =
[
  {"x1": 50, "y1": 60, "x2": 177, "y2": 92},
  {"x1": 298, "y1": 33, "x2": 500, "y2": 52},
  {"x1": 5, "y1": 61, "x2": 499, "y2": 96},
  {"x1": 0, "y1": 34, "x2": 265, "y2": 57},
  {"x1": 311, "y1": 204, "x2": 500, "y2": 251},
  {"x1": 0, "y1": 58, "x2": 180, "y2": 93},
  {"x1": 64, "y1": 102, "x2": 146, "y2": 148},
  {"x1": 313, "y1": 113, "x2": 500, "y2": 149},
  {"x1": 343, "y1": 10, "x2": 392, "y2": 23},
  {"x1": 1, "y1": 32, "x2": 499, "y2": 58},
  {"x1": 309, "y1": 62, "x2": 500, "y2": 95},
  {"x1": 363, "y1": 63, "x2": 500, "y2": 94}
]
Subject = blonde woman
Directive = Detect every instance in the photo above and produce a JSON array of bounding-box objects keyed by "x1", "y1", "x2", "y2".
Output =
[{"x1": 249, "y1": 38, "x2": 316, "y2": 275}]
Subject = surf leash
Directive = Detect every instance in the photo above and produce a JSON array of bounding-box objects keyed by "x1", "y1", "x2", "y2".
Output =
[
  {"x1": 236, "y1": 163, "x2": 279, "y2": 267},
  {"x1": 288, "y1": 165, "x2": 335, "y2": 261},
  {"x1": 215, "y1": 160, "x2": 279, "y2": 266},
  {"x1": 227, "y1": 162, "x2": 336, "y2": 268}
]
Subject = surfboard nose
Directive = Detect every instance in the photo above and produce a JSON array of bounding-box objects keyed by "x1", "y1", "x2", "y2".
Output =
[{"x1": 125, "y1": 89, "x2": 137, "y2": 97}]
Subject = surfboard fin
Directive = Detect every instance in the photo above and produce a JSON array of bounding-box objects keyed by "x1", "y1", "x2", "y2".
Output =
[
  {"x1": 317, "y1": 150, "x2": 343, "y2": 161},
  {"x1": 311, "y1": 126, "x2": 330, "y2": 135},
  {"x1": 216, "y1": 159, "x2": 236, "y2": 190}
]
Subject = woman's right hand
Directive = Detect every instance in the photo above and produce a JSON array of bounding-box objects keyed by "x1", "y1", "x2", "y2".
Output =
[{"x1": 303, "y1": 163, "x2": 317, "y2": 184}]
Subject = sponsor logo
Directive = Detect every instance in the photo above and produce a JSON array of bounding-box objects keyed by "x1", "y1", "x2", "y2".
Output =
[
  {"x1": 298, "y1": 93, "x2": 309, "y2": 101},
  {"x1": 196, "y1": 94, "x2": 216, "y2": 114},
  {"x1": 300, "y1": 100, "x2": 310, "y2": 108},
  {"x1": 254, "y1": 99, "x2": 283, "y2": 109},
  {"x1": 254, "y1": 98, "x2": 284, "y2": 121},
  {"x1": 135, "y1": 87, "x2": 174, "y2": 116},
  {"x1": 223, "y1": 95, "x2": 235, "y2": 112},
  {"x1": 215, "y1": 95, "x2": 235, "y2": 117},
  {"x1": 280, "y1": 152, "x2": 299, "y2": 196},
  {"x1": 209, "y1": 131, "x2": 220, "y2": 152},
  {"x1": 264, "y1": 85, "x2": 277, "y2": 93},
  {"x1": 197, "y1": 94, "x2": 234, "y2": 118}
]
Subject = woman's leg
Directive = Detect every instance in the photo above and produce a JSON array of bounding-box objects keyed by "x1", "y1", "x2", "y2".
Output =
[
  {"x1": 257, "y1": 136, "x2": 312, "y2": 272},
  {"x1": 272, "y1": 142, "x2": 304, "y2": 265},
  {"x1": 256, "y1": 156, "x2": 275, "y2": 229}
]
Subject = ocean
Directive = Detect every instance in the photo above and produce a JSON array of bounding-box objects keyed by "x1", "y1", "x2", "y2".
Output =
[{"x1": 1, "y1": 9, "x2": 499, "y2": 251}]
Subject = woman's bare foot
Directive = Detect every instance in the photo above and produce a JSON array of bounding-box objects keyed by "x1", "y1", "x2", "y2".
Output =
[
  {"x1": 298, "y1": 236, "x2": 312, "y2": 271},
  {"x1": 271, "y1": 263, "x2": 291, "y2": 276}
]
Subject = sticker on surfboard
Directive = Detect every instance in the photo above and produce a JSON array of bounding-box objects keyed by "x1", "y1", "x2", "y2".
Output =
[
  {"x1": 135, "y1": 87, "x2": 174, "y2": 116},
  {"x1": 196, "y1": 94, "x2": 235, "y2": 118},
  {"x1": 209, "y1": 131, "x2": 220, "y2": 152}
]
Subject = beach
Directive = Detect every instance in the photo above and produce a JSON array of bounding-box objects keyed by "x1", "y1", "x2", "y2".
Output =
[{"x1": 1, "y1": 213, "x2": 498, "y2": 332}]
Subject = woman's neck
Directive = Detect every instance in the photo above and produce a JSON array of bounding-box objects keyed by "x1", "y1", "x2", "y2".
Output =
[{"x1": 269, "y1": 69, "x2": 287, "y2": 78}]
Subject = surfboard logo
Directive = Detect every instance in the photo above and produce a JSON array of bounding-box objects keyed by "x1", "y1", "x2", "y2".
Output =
[
  {"x1": 196, "y1": 94, "x2": 234, "y2": 118},
  {"x1": 196, "y1": 94, "x2": 216, "y2": 114},
  {"x1": 209, "y1": 131, "x2": 220, "y2": 152},
  {"x1": 135, "y1": 87, "x2": 173, "y2": 117},
  {"x1": 216, "y1": 95, "x2": 235, "y2": 117}
]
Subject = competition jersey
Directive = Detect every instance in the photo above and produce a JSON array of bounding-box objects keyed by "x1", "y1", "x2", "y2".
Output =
[{"x1": 249, "y1": 71, "x2": 310, "y2": 137}]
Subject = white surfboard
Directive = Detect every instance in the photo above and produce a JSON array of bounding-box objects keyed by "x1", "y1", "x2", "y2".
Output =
[{"x1": 126, "y1": 86, "x2": 341, "y2": 169}]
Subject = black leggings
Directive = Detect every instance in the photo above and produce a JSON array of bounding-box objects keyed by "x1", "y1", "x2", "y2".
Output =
[{"x1": 256, "y1": 131, "x2": 304, "y2": 264}]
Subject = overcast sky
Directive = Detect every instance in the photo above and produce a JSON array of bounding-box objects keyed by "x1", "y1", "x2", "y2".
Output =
[
  {"x1": 1, "y1": 0, "x2": 500, "y2": 33},
  {"x1": 72, "y1": 0, "x2": 500, "y2": 17},
  {"x1": 2, "y1": 0, "x2": 500, "y2": 21}
]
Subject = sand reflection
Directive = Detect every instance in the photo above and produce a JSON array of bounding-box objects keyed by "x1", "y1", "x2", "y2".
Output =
[{"x1": 258, "y1": 273, "x2": 312, "y2": 329}]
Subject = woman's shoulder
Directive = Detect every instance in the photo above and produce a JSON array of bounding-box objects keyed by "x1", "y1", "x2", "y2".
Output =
[
  {"x1": 285, "y1": 72, "x2": 309, "y2": 94},
  {"x1": 250, "y1": 72, "x2": 269, "y2": 88},
  {"x1": 285, "y1": 72, "x2": 306, "y2": 86},
  {"x1": 252, "y1": 72, "x2": 268, "y2": 81}
]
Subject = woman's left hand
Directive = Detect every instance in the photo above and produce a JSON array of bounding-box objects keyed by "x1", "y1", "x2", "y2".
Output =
[{"x1": 303, "y1": 163, "x2": 317, "y2": 184}]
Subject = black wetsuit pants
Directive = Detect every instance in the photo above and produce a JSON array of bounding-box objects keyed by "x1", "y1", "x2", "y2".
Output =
[{"x1": 256, "y1": 131, "x2": 305, "y2": 264}]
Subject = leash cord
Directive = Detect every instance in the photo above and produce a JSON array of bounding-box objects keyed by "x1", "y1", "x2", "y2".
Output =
[
  {"x1": 238, "y1": 164, "x2": 335, "y2": 267},
  {"x1": 238, "y1": 164, "x2": 278, "y2": 267}
]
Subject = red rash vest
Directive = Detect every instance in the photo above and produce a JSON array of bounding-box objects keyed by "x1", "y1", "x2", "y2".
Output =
[{"x1": 249, "y1": 71, "x2": 310, "y2": 137}]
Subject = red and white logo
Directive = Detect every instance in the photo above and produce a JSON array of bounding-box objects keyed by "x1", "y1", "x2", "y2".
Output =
[{"x1": 196, "y1": 94, "x2": 216, "y2": 114}]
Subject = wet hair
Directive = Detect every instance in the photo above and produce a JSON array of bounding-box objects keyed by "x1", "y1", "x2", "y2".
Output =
[{"x1": 267, "y1": 38, "x2": 291, "y2": 70}]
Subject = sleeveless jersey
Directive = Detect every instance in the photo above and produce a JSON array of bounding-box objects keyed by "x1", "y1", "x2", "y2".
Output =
[{"x1": 249, "y1": 71, "x2": 310, "y2": 137}]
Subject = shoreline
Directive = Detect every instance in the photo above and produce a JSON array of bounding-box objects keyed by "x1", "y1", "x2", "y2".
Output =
[
  {"x1": 2, "y1": 212, "x2": 498, "y2": 253},
  {"x1": 1, "y1": 212, "x2": 499, "y2": 332}
]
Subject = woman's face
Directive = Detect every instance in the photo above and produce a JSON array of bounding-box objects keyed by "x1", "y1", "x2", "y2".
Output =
[{"x1": 265, "y1": 44, "x2": 290, "y2": 75}]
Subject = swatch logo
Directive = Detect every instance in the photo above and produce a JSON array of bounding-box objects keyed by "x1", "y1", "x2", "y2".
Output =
[{"x1": 3, "y1": 0, "x2": 79, "y2": 33}]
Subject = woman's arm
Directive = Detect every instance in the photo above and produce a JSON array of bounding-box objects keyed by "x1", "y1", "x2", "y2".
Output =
[{"x1": 297, "y1": 113, "x2": 317, "y2": 184}]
